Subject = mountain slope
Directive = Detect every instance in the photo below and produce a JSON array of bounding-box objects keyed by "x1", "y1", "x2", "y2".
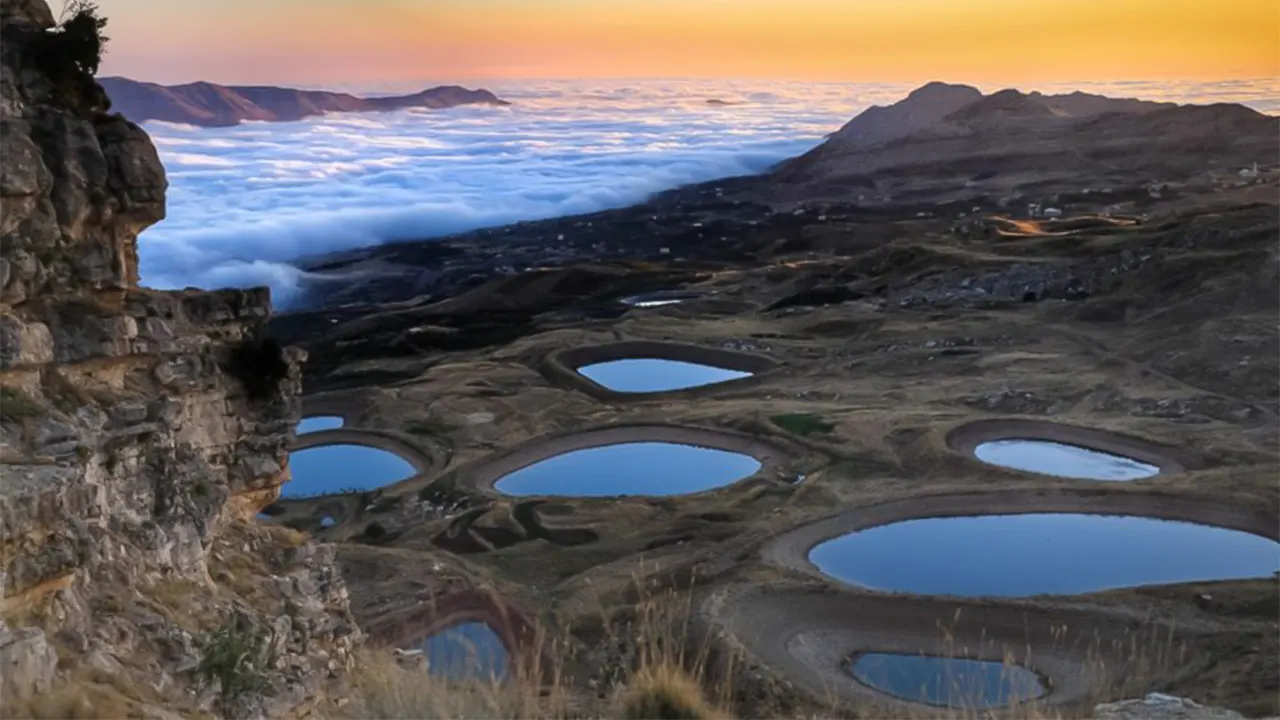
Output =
[
  {"x1": 99, "y1": 77, "x2": 509, "y2": 127},
  {"x1": 774, "y1": 82, "x2": 1277, "y2": 201}
]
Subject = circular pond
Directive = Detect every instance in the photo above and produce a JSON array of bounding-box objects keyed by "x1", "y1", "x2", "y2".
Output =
[
  {"x1": 494, "y1": 442, "x2": 762, "y2": 497},
  {"x1": 849, "y1": 653, "x2": 1046, "y2": 709},
  {"x1": 297, "y1": 415, "x2": 344, "y2": 434},
  {"x1": 808, "y1": 514, "x2": 1280, "y2": 597},
  {"x1": 284, "y1": 444, "x2": 417, "y2": 499},
  {"x1": 974, "y1": 439, "x2": 1158, "y2": 481},
  {"x1": 578, "y1": 358, "x2": 752, "y2": 393},
  {"x1": 417, "y1": 621, "x2": 508, "y2": 681}
]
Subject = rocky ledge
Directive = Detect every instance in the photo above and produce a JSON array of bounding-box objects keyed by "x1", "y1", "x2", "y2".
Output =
[{"x1": 0, "y1": 0, "x2": 357, "y2": 716}]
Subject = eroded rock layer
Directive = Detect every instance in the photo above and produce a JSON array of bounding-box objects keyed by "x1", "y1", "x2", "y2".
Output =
[{"x1": 0, "y1": 1, "x2": 357, "y2": 716}]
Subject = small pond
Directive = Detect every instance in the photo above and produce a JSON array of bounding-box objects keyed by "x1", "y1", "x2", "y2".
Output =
[
  {"x1": 974, "y1": 439, "x2": 1159, "y2": 481},
  {"x1": 418, "y1": 621, "x2": 508, "y2": 681},
  {"x1": 494, "y1": 442, "x2": 762, "y2": 497},
  {"x1": 297, "y1": 416, "x2": 344, "y2": 434},
  {"x1": 809, "y1": 514, "x2": 1280, "y2": 597},
  {"x1": 283, "y1": 444, "x2": 416, "y2": 499},
  {"x1": 850, "y1": 653, "x2": 1045, "y2": 709},
  {"x1": 578, "y1": 358, "x2": 752, "y2": 393},
  {"x1": 620, "y1": 292, "x2": 700, "y2": 308}
]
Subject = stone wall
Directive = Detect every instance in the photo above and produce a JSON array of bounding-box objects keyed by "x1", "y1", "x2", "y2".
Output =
[{"x1": 0, "y1": 1, "x2": 357, "y2": 715}]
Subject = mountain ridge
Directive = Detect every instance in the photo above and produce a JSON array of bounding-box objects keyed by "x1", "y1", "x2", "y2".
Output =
[{"x1": 99, "y1": 76, "x2": 510, "y2": 127}]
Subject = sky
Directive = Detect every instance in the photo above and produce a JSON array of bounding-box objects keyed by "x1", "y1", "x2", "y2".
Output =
[{"x1": 94, "y1": 0, "x2": 1278, "y2": 86}]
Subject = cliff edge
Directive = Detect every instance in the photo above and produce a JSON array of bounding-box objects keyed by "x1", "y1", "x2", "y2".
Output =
[{"x1": 0, "y1": 1, "x2": 358, "y2": 716}]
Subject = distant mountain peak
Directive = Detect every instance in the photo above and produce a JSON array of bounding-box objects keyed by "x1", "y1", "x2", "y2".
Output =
[{"x1": 98, "y1": 77, "x2": 510, "y2": 127}]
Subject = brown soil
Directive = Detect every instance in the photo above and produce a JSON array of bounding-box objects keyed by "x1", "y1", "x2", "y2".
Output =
[{"x1": 268, "y1": 142, "x2": 1279, "y2": 716}]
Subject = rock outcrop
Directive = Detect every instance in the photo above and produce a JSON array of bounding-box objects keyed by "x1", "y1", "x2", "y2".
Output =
[
  {"x1": 98, "y1": 76, "x2": 510, "y2": 127},
  {"x1": 0, "y1": 1, "x2": 357, "y2": 716},
  {"x1": 1093, "y1": 694, "x2": 1247, "y2": 720}
]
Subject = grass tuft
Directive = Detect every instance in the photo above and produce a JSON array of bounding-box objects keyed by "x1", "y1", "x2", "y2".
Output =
[
  {"x1": 197, "y1": 621, "x2": 267, "y2": 704},
  {"x1": 0, "y1": 385, "x2": 43, "y2": 421},
  {"x1": 770, "y1": 412, "x2": 835, "y2": 437},
  {"x1": 613, "y1": 665, "x2": 723, "y2": 720}
]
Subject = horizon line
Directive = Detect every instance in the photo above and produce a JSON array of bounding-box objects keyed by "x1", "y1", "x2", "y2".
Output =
[{"x1": 102, "y1": 74, "x2": 1280, "y2": 89}]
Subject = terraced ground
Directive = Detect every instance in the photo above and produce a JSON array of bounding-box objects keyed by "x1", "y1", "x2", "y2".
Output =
[{"x1": 265, "y1": 89, "x2": 1280, "y2": 717}]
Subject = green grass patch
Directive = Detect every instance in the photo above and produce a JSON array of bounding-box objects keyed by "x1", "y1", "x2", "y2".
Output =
[
  {"x1": 404, "y1": 418, "x2": 455, "y2": 436},
  {"x1": 198, "y1": 622, "x2": 268, "y2": 704},
  {"x1": 0, "y1": 386, "x2": 43, "y2": 421},
  {"x1": 769, "y1": 413, "x2": 835, "y2": 437}
]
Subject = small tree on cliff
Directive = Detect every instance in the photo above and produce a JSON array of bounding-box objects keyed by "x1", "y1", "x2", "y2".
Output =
[
  {"x1": 31, "y1": 0, "x2": 111, "y2": 111},
  {"x1": 57, "y1": 0, "x2": 109, "y2": 76}
]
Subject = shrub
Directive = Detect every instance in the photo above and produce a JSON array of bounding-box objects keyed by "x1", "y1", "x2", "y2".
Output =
[
  {"x1": 197, "y1": 622, "x2": 267, "y2": 704},
  {"x1": 225, "y1": 335, "x2": 291, "y2": 401},
  {"x1": 29, "y1": 1, "x2": 111, "y2": 111},
  {"x1": 770, "y1": 412, "x2": 835, "y2": 437},
  {"x1": 613, "y1": 665, "x2": 721, "y2": 720},
  {"x1": 57, "y1": 1, "x2": 108, "y2": 75},
  {"x1": 0, "y1": 386, "x2": 42, "y2": 421}
]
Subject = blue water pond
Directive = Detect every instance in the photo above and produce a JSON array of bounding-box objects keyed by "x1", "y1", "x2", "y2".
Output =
[
  {"x1": 850, "y1": 653, "x2": 1045, "y2": 709},
  {"x1": 494, "y1": 442, "x2": 762, "y2": 497},
  {"x1": 620, "y1": 292, "x2": 698, "y2": 308},
  {"x1": 578, "y1": 358, "x2": 752, "y2": 393},
  {"x1": 283, "y1": 444, "x2": 416, "y2": 499},
  {"x1": 974, "y1": 439, "x2": 1159, "y2": 481},
  {"x1": 297, "y1": 415, "x2": 344, "y2": 434},
  {"x1": 420, "y1": 621, "x2": 508, "y2": 681},
  {"x1": 809, "y1": 514, "x2": 1280, "y2": 597}
]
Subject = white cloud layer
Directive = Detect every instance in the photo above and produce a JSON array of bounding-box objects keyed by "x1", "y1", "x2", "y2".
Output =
[{"x1": 135, "y1": 78, "x2": 1280, "y2": 306}]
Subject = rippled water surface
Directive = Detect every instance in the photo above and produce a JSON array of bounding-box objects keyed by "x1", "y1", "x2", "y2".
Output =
[
  {"x1": 810, "y1": 514, "x2": 1280, "y2": 597},
  {"x1": 974, "y1": 439, "x2": 1159, "y2": 480},
  {"x1": 285, "y1": 444, "x2": 416, "y2": 498},
  {"x1": 850, "y1": 653, "x2": 1045, "y2": 708},
  {"x1": 578, "y1": 358, "x2": 751, "y2": 393},
  {"x1": 495, "y1": 442, "x2": 761, "y2": 497},
  {"x1": 297, "y1": 416, "x2": 344, "y2": 434},
  {"x1": 419, "y1": 622, "x2": 508, "y2": 681}
]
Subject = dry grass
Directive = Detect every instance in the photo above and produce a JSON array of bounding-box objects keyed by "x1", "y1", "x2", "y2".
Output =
[
  {"x1": 342, "y1": 649, "x2": 546, "y2": 719},
  {"x1": 344, "y1": 647, "x2": 723, "y2": 720},
  {"x1": 612, "y1": 665, "x2": 724, "y2": 720},
  {"x1": 344, "y1": 580, "x2": 730, "y2": 720}
]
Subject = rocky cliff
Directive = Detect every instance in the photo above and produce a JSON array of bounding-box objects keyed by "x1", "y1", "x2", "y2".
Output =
[{"x1": 0, "y1": 1, "x2": 357, "y2": 716}]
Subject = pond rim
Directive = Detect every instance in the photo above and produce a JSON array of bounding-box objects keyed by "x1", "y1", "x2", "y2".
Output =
[
  {"x1": 946, "y1": 419, "x2": 1201, "y2": 477},
  {"x1": 762, "y1": 488, "x2": 1278, "y2": 594},
  {"x1": 844, "y1": 650, "x2": 1051, "y2": 709},
  {"x1": 541, "y1": 340, "x2": 779, "y2": 402},
  {"x1": 461, "y1": 423, "x2": 792, "y2": 497}
]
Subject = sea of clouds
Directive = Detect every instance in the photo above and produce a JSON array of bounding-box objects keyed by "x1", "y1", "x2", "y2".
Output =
[{"x1": 135, "y1": 77, "x2": 1280, "y2": 306}]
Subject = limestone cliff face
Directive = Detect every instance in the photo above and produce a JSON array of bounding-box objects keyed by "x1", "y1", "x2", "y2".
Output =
[{"x1": 0, "y1": 1, "x2": 357, "y2": 716}]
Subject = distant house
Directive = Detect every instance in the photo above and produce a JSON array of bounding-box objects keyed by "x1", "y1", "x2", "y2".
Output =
[{"x1": 1043, "y1": 207, "x2": 1063, "y2": 218}]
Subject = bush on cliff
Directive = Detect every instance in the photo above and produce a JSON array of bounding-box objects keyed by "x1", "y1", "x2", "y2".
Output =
[
  {"x1": 225, "y1": 335, "x2": 291, "y2": 401},
  {"x1": 29, "y1": 0, "x2": 110, "y2": 111}
]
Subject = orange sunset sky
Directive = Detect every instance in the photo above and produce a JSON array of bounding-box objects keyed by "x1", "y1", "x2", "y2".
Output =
[{"x1": 95, "y1": 0, "x2": 1278, "y2": 86}]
